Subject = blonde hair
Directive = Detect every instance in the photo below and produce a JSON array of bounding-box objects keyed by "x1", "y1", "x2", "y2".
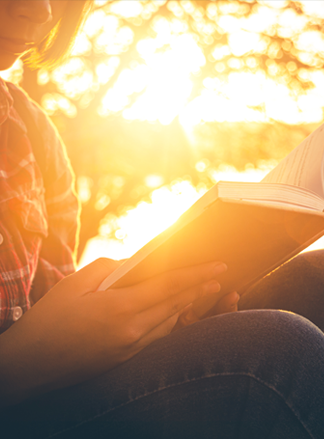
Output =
[{"x1": 24, "y1": 1, "x2": 93, "y2": 69}]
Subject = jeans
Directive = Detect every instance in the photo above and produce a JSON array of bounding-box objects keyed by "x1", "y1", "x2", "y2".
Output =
[{"x1": 3, "y1": 250, "x2": 324, "y2": 439}]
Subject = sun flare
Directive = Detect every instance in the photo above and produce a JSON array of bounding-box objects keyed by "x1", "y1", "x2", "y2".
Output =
[
  {"x1": 2, "y1": 1, "x2": 324, "y2": 265},
  {"x1": 78, "y1": 162, "x2": 276, "y2": 267},
  {"x1": 2, "y1": 0, "x2": 322, "y2": 126}
]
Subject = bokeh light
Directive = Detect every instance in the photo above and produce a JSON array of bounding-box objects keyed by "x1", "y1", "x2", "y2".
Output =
[
  {"x1": 78, "y1": 161, "x2": 276, "y2": 267},
  {"x1": 14, "y1": 0, "x2": 324, "y2": 128},
  {"x1": 2, "y1": 1, "x2": 324, "y2": 264}
]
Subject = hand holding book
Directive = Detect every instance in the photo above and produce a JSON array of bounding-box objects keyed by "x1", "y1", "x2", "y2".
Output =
[
  {"x1": 97, "y1": 124, "x2": 324, "y2": 319},
  {"x1": 175, "y1": 290, "x2": 240, "y2": 330},
  {"x1": 0, "y1": 258, "x2": 231, "y2": 406}
]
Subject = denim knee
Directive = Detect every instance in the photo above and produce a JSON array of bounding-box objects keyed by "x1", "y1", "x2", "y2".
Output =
[
  {"x1": 239, "y1": 253, "x2": 324, "y2": 331},
  {"x1": 194, "y1": 310, "x2": 324, "y2": 438},
  {"x1": 3, "y1": 310, "x2": 323, "y2": 439}
]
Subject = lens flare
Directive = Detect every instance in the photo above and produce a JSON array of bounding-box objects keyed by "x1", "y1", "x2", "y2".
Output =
[
  {"x1": 3, "y1": 1, "x2": 324, "y2": 263},
  {"x1": 78, "y1": 163, "x2": 276, "y2": 268}
]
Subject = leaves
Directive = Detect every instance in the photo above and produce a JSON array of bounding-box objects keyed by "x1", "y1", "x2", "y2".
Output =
[{"x1": 14, "y1": 0, "x2": 324, "y2": 259}]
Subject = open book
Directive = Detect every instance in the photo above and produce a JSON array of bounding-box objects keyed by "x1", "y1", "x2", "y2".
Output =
[{"x1": 98, "y1": 124, "x2": 324, "y2": 317}]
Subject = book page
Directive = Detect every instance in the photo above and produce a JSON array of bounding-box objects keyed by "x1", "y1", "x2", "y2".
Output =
[
  {"x1": 217, "y1": 181, "x2": 324, "y2": 211},
  {"x1": 262, "y1": 124, "x2": 324, "y2": 199}
]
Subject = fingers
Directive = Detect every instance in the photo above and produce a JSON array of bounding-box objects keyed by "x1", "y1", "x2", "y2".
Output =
[
  {"x1": 172, "y1": 304, "x2": 200, "y2": 331},
  {"x1": 173, "y1": 291, "x2": 240, "y2": 331},
  {"x1": 134, "y1": 278, "x2": 223, "y2": 335},
  {"x1": 135, "y1": 288, "x2": 238, "y2": 350},
  {"x1": 113, "y1": 261, "x2": 227, "y2": 313},
  {"x1": 135, "y1": 313, "x2": 180, "y2": 350},
  {"x1": 63, "y1": 258, "x2": 122, "y2": 293},
  {"x1": 214, "y1": 291, "x2": 240, "y2": 315}
]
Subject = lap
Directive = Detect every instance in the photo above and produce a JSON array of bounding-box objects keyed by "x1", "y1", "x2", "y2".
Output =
[
  {"x1": 239, "y1": 250, "x2": 324, "y2": 331},
  {"x1": 3, "y1": 310, "x2": 324, "y2": 439}
]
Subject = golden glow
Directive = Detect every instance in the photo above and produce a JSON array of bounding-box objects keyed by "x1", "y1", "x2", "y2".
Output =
[
  {"x1": 298, "y1": 1, "x2": 324, "y2": 18},
  {"x1": 78, "y1": 158, "x2": 324, "y2": 267},
  {"x1": 99, "y1": 30, "x2": 205, "y2": 124},
  {"x1": 0, "y1": 59, "x2": 23, "y2": 83},
  {"x1": 96, "y1": 56, "x2": 120, "y2": 84},
  {"x1": 2, "y1": 1, "x2": 324, "y2": 264},
  {"x1": 31, "y1": 1, "x2": 324, "y2": 127},
  {"x1": 51, "y1": 58, "x2": 94, "y2": 100},
  {"x1": 71, "y1": 32, "x2": 92, "y2": 57},
  {"x1": 42, "y1": 93, "x2": 77, "y2": 118},
  {"x1": 110, "y1": 0, "x2": 143, "y2": 18},
  {"x1": 78, "y1": 162, "x2": 276, "y2": 267},
  {"x1": 180, "y1": 70, "x2": 324, "y2": 126},
  {"x1": 77, "y1": 176, "x2": 93, "y2": 204},
  {"x1": 145, "y1": 175, "x2": 164, "y2": 188}
]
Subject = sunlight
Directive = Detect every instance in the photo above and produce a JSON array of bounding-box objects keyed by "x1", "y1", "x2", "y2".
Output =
[
  {"x1": 100, "y1": 31, "x2": 205, "y2": 124},
  {"x1": 296, "y1": 31, "x2": 324, "y2": 55},
  {"x1": 31, "y1": 1, "x2": 324, "y2": 129},
  {"x1": 71, "y1": 32, "x2": 92, "y2": 57},
  {"x1": 79, "y1": 179, "x2": 206, "y2": 267},
  {"x1": 83, "y1": 9, "x2": 106, "y2": 38},
  {"x1": 41, "y1": 93, "x2": 77, "y2": 118},
  {"x1": 96, "y1": 57, "x2": 120, "y2": 85},
  {"x1": 3, "y1": 0, "x2": 324, "y2": 268},
  {"x1": 95, "y1": 17, "x2": 133, "y2": 55},
  {"x1": 145, "y1": 175, "x2": 164, "y2": 188},
  {"x1": 180, "y1": 69, "x2": 324, "y2": 127},
  {"x1": 92, "y1": 4, "x2": 324, "y2": 126},
  {"x1": 78, "y1": 157, "x2": 324, "y2": 268},
  {"x1": 298, "y1": 0, "x2": 324, "y2": 18},
  {"x1": 110, "y1": 0, "x2": 143, "y2": 18},
  {"x1": 51, "y1": 58, "x2": 94, "y2": 100},
  {"x1": 0, "y1": 59, "x2": 23, "y2": 84},
  {"x1": 228, "y1": 31, "x2": 261, "y2": 57},
  {"x1": 78, "y1": 163, "x2": 276, "y2": 268}
]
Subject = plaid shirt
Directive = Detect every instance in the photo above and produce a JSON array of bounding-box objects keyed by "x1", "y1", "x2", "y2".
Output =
[{"x1": 0, "y1": 78, "x2": 80, "y2": 334}]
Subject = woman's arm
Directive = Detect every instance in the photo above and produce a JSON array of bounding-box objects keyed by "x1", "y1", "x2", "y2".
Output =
[{"x1": 0, "y1": 258, "x2": 228, "y2": 408}]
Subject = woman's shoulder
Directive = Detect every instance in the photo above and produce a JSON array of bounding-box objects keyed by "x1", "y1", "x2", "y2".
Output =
[
  {"x1": 6, "y1": 81, "x2": 74, "y2": 182},
  {"x1": 6, "y1": 82, "x2": 61, "y2": 144}
]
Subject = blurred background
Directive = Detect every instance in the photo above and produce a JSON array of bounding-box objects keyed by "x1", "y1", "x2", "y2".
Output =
[{"x1": 2, "y1": 0, "x2": 324, "y2": 266}]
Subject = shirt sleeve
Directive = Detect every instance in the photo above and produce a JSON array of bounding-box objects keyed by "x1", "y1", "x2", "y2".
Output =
[{"x1": 8, "y1": 84, "x2": 81, "y2": 306}]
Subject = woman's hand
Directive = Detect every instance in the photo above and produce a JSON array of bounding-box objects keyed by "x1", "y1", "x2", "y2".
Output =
[
  {"x1": 0, "y1": 258, "x2": 227, "y2": 406},
  {"x1": 174, "y1": 291, "x2": 240, "y2": 330}
]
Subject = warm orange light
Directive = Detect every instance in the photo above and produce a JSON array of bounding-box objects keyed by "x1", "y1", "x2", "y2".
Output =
[
  {"x1": 78, "y1": 163, "x2": 278, "y2": 267},
  {"x1": 2, "y1": 2, "x2": 324, "y2": 265}
]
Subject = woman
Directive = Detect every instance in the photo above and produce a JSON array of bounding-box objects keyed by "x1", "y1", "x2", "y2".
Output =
[{"x1": 0, "y1": 2, "x2": 324, "y2": 438}]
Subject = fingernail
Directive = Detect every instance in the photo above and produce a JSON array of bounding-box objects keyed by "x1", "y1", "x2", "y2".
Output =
[
  {"x1": 205, "y1": 281, "x2": 221, "y2": 294},
  {"x1": 213, "y1": 263, "x2": 227, "y2": 275}
]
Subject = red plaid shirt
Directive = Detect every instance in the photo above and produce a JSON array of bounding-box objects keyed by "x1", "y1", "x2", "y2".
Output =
[{"x1": 0, "y1": 78, "x2": 80, "y2": 334}]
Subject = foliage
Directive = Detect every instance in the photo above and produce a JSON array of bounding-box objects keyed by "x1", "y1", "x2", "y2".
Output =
[{"x1": 6, "y1": 0, "x2": 324, "y2": 258}]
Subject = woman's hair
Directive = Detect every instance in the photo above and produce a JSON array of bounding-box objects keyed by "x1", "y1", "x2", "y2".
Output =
[{"x1": 25, "y1": 0, "x2": 93, "y2": 70}]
